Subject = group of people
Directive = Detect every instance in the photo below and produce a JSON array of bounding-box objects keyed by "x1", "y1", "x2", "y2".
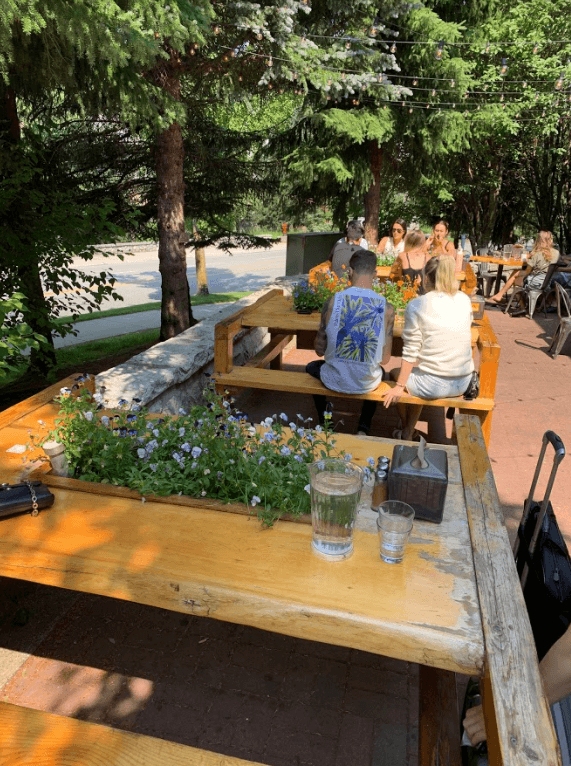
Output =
[{"x1": 311, "y1": 218, "x2": 475, "y2": 440}]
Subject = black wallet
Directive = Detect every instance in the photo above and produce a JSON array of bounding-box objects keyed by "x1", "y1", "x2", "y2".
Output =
[{"x1": 0, "y1": 481, "x2": 55, "y2": 520}]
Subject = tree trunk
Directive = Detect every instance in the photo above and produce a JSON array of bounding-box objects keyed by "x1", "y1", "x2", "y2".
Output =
[
  {"x1": 363, "y1": 141, "x2": 382, "y2": 247},
  {"x1": 193, "y1": 223, "x2": 209, "y2": 295},
  {"x1": 19, "y1": 260, "x2": 57, "y2": 377},
  {"x1": 155, "y1": 70, "x2": 195, "y2": 341}
]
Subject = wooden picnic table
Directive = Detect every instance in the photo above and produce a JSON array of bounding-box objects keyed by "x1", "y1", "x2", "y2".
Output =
[
  {"x1": 0, "y1": 381, "x2": 560, "y2": 765},
  {"x1": 214, "y1": 290, "x2": 500, "y2": 445}
]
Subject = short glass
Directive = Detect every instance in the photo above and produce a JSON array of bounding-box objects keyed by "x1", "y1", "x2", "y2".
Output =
[
  {"x1": 309, "y1": 459, "x2": 363, "y2": 561},
  {"x1": 376, "y1": 501, "x2": 415, "y2": 564}
]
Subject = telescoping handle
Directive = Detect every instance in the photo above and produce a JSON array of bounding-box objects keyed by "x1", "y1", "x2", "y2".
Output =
[{"x1": 515, "y1": 431, "x2": 566, "y2": 586}]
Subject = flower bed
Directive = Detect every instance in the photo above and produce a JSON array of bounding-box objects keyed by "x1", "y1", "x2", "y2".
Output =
[{"x1": 31, "y1": 386, "x2": 374, "y2": 527}]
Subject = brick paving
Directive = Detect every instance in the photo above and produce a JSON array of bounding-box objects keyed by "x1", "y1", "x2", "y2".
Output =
[{"x1": 1, "y1": 305, "x2": 570, "y2": 764}]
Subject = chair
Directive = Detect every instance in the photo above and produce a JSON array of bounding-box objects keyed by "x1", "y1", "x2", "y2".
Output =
[
  {"x1": 504, "y1": 261, "x2": 560, "y2": 318},
  {"x1": 549, "y1": 282, "x2": 571, "y2": 358}
]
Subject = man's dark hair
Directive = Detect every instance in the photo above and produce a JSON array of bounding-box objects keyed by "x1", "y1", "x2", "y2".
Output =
[
  {"x1": 346, "y1": 221, "x2": 364, "y2": 242},
  {"x1": 349, "y1": 248, "x2": 376, "y2": 275}
]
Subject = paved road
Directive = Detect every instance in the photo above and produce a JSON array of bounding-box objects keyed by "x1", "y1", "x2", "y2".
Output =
[{"x1": 54, "y1": 243, "x2": 287, "y2": 348}]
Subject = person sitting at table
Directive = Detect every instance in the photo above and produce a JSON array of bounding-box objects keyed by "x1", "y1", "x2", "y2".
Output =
[
  {"x1": 306, "y1": 248, "x2": 395, "y2": 436},
  {"x1": 425, "y1": 220, "x2": 456, "y2": 259},
  {"x1": 383, "y1": 256, "x2": 474, "y2": 441},
  {"x1": 463, "y1": 621, "x2": 571, "y2": 748},
  {"x1": 389, "y1": 230, "x2": 429, "y2": 294},
  {"x1": 328, "y1": 220, "x2": 367, "y2": 278},
  {"x1": 486, "y1": 230, "x2": 560, "y2": 306},
  {"x1": 376, "y1": 218, "x2": 407, "y2": 259}
]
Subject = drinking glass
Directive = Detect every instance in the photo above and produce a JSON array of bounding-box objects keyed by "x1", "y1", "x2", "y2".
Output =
[
  {"x1": 376, "y1": 501, "x2": 415, "y2": 563},
  {"x1": 309, "y1": 459, "x2": 363, "y2": 561}
]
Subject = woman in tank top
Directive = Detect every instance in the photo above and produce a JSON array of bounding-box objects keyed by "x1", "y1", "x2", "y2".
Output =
[
  {"x1": 389, "y1": 230, "x2": 429, "y2": 293},
  {"x1": 376, "y1": 219, "x2": 407, "y2": 259}
]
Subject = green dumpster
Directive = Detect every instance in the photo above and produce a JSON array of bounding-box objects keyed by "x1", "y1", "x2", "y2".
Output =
[{"x1": 285, "y1": 232, "x2": 342, "y2": 276}]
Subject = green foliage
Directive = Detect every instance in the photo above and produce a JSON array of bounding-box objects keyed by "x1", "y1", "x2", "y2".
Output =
[
  {"x1": 38, "y1": 387, "x2": 346, "y2": 527},
  {"x1": 0, "y1": 293, "x2": 44, "y2": 381}
]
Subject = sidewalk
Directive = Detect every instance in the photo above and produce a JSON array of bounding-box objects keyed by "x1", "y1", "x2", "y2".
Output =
[{"x1": 1, "y1": 305, "x2": 570, "y2": 765}]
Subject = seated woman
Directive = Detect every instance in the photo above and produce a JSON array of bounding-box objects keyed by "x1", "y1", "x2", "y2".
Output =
[
  {"x1": 486, "y1": 230, "x2": 560, "y2": 305},
  {"x1": 425, "y1": 220, "x2": 457, "y2": 260},
  {"x1": 383, "y1": 256, "x2": 474, "y2": 441},
  {"x1": 376, "y1": 219, "x2": 407, "y2": 260},
  {"x1": 389, "y1": 230, "x2": 429, "y2": 294}
]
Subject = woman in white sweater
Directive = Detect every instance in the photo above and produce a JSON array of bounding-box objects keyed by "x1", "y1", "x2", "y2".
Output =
[{"x1": 383, "y1": 256, "x2": 474, "y2": 440}]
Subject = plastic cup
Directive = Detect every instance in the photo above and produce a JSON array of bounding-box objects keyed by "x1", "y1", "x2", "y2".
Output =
[
  {"x1": 376, "y1": 501, "x2": 415, "y2": 564},
  {"x1": 309, "y1": 459, "x2": 363, "y2": 561}
]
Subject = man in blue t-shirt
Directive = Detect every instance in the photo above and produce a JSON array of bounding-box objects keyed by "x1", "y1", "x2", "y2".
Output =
[{"x1": 306, "y1": 249, "x2": 395, "y2": 435}]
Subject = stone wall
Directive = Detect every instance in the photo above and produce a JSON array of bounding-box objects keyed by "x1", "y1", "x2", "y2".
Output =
[{"x1": 95, "y1": 278, "x2": 300, "y2": 414}]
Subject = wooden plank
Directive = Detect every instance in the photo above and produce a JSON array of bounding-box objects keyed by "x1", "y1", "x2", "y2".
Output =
[
  {"x1": 244, "y1": 334, "x2": 294, "y2": 369},
  {"x1": 455, "y1": 414, "x2": 561, "y2": 766},
  {"x1": 215, "y1": 368, "x2": 494, "y2": 411},
  {"x1": 0, "y1": 701, "x2": 267, "y2": 766},
  {"x1": 476, "y1": 315, "x2": 501, "y2": 400},
  {"x1": 0, "y1": 375, "x2": 93, "y2": 431},
  {"x1": 418, "y1": 666, "x2": 461, "y2": 766},
  {"x1": 30, "y1": 470, "x2": 312, "y2": 525}
]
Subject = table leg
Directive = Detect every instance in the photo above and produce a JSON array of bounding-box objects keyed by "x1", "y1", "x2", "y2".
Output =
[
  {"x1": 494, "y1": 265, "x2": 504, "y2": 295},
  {"x1": 419, "y1": 665, "x2": 461, "y2": 766}
]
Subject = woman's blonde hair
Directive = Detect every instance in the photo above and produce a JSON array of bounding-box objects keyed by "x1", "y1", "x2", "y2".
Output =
[
  {"x1": 531, "y1": 230, "x2": 555, "y2": 261},
  {"x1": 424, "y1": 255, "x2": 458, "y2": 295},
  {"x1": 404, "y1": 230, "x2": 426, "y2": 251}
]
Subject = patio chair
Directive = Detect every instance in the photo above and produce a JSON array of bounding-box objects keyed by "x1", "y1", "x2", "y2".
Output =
[
  {"x1": 504, "y1": 261, "x2": 560, "y2": 319},
  {"x1": 549, "y1": 282, "x2": 571, "y2": 359}
]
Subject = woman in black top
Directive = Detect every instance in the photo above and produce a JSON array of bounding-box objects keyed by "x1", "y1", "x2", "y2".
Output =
[{"x1": 389, "y1": 230, "x2": 430, "y2": 293}]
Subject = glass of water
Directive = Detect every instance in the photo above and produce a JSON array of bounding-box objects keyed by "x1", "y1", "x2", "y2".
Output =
[
  {"x1": 376, "y1": 501, "x2": 415, "y2": 564},
  {"x1": 309, "y1": 459, "x2": 363, "y2": 561}
]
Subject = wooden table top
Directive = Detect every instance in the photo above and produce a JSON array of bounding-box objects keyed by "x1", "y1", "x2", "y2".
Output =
[
  {"x1": 470, "y1": 255, "x2": 523, "y2": 268},
  {"x1": 0, "y1": 401, "x2": 484, "y2": 676},
  {"x1": 240, "y1": 293, "x2": 480, "y2": 346}
]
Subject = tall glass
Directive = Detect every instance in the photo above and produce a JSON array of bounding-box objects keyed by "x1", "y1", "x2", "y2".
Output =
[{"x1": 309, "y1": 459, "x2": 363, "y2": 561}]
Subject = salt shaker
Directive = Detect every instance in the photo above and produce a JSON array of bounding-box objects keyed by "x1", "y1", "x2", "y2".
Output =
[{"x1": 371, "y1": 457, "x2": 388, "y2": 511}]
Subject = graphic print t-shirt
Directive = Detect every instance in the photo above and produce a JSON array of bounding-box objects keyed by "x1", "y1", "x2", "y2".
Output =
[{"x1": 321, "y1": 287, "x2": 386, "y2": 394}]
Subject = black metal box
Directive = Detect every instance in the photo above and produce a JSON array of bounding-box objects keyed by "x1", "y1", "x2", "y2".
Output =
[{"x1": 388, "y1": 444, "x2": 448, "y2": 523}]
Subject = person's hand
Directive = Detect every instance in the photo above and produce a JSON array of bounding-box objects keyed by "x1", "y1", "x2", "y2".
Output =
[
  {"x1": 463, "y1": 705, "x2": 487, "y2": 746},
  {"x1": 383, "y1": 384, "x2": 404, "y2": 408}
]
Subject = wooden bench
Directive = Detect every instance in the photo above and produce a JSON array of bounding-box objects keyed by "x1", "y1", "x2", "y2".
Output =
[
  {"x1": 0, "y1": 700, "x2": 267, "y2": 765},
  {"x1": 215, "y1": 367, "x2": 494, "y2": 445}
]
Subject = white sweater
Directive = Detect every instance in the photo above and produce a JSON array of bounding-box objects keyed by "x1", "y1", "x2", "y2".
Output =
[{"x1": 402, "y1": 291, "x2": 474, "y2": 378}]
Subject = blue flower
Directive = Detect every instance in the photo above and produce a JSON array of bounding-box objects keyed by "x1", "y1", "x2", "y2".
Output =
[
  {"x1": 367, "y1": 457, "x2": 375, "y2": 467},
  {"x1": 118, "y1": 399, "x2": 128, "y2": 408},
  {"x1": 101, "y1": 415, "x2": 110, "y2": 427},
  {"x1": 315, "y1": 425, "x2": 323, "y2": 433},
  {"x1": 84, "y1": 411, "x2": 93, "y2": 421},
  {"x1": 281, "y1": 446, "x2": 291, "y2": 456},
  {"x1": 126, "y1": 414, "x2": 137, "y2": 422},
  {"x1": 280, "y1": 413, "x2": 288, "y2": 422},
  {"x1": 344, "y1": 453, "x2": 353, "y2": 461},
  {"x1": 181, "y1": 442, "x2": 191, "y2": 453},
  {"x1": 294, "y1": 455, "x2": 303, "y2": 462},
  {"x1": 251, "y1": 495, "x2": 262, "y2": 506},
  {"x1": 317, "y1": 461, "x2": 325, "y2": 470},
  {"x1": 264, "y1": 432, "x2": 275, "y2": 442},
  {"x1": 304, "y1": 484, "x2": 311, "y2": 493},
  {"x1": 289, "y1": 422, "x2": 297, "y2": 431},
  {"x1": 179, "y1": 427, "x2": 186, "y2": 437},
  {"x1": 191, "y1": 446, "x2": 202, "y2": 458},
  {"x1": 147, "y1": 439, "x2": 158, "y2": 452},
  {"x1": 178, "y1": 408, "x2": 187, "y2": 415},
  {"x1": 258, "y1": 455, "x2": 266, "y2": 464},
  {"x1": 137, "y1": 448, "x2": 146, "y2": 459},
  {"x1": 153, "y1": 429, "x2": 160, "y2": 437},
  {"x1": 150, "y1": 464, "x2": 158, "y2": 472}
]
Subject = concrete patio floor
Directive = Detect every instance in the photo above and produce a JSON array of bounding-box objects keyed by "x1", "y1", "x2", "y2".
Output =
[{"x1": 1, "y1": 305, "x2": 570, "y2": 765}]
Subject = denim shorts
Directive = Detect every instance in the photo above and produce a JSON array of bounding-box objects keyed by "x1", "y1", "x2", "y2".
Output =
[{"x1": 406, "y1": 369, "x2": 473, "y2": 399}]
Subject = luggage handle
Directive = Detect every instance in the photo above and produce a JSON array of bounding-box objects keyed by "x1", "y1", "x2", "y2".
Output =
[{"x1": 515, "y1": 431, "x2": 566, "y2": 587}]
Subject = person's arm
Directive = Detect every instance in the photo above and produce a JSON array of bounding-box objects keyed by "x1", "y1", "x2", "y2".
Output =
[
  {"x1": 314, "y1": 297, "x2": 333, "y2": 357},
  {"x1": 382, "y1": 301, "x2": 395, "y2": 365},
  {"x1": 376, "y1": 236, "x2": 388, "y2": 254}
]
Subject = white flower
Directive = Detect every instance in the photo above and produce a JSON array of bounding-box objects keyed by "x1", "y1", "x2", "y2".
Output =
[
  {"x1": 153, "y1": 429, "x2": 160, "y2": 437},
  {"x1": 304, "y1": 484, "x2": 311, "y2": 493},
  {"x1": 251, "y1": 495, "x2": 261, "y2": 506},
  {"x1": 296, "y1": 413, "x2": 304, "y2": 420},
  {"x1": 84, "y1": 411, "x2": 93, "y2": 421},
  {"x1": 222, "y1": 400, "x2": 231, "y2": 409},
  {"x1": 191, "y1": 446, "x2": 202, "y2": 458},
  {"x1": 317, "y1": 461, "x2": 325, "y2": 470},
  {"x1": 179, "y1": 427, "x2": 186, "y2": 437},
  {"x1": 60, "y1": 387, "x2": 72, "y2": 397},
  {"x1": 315, "y1": 425, "x2": 323, "y2": 433},
  {"x1": 204, "y1": 469, "x2": 211, "y2": 475},
  {"x1": 137, "y1": 448, "x2": 146, "y2": 459},
  {"x1": 262, "y1": 417, "x2": 273, "y2": 428},
  {"x1": 229, "y1": 459, "x2": 235, "y2": 464},
  {"x1": 201, "y1": 490, "x2": 207, "y2": 496},
  {"x1": 179, "y1": 408, "x2": 187, "y2": 415},
  {"x1": 150, "y1": 464, "x2": 158, "y2": 472},
  {"x1": 93, "y1": 393, "x2": 103, "y2": 404},
  {"x1": 191, "y1": 461, "x2": 198, "y2": 469}
]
